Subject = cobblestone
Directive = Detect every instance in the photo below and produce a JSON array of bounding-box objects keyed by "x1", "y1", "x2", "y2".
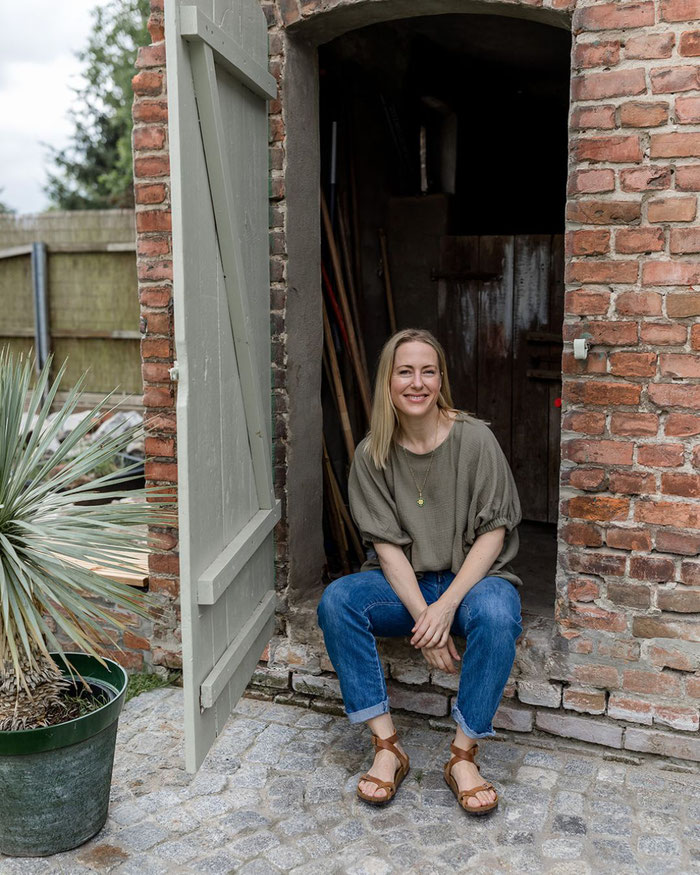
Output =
[{"x1": 2, "y1": 687, "x2": 699, "y2": 873}]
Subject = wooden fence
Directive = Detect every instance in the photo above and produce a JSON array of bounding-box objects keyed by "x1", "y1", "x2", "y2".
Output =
[{"x1": 0, "y1": 210, "x2": 143, "y2": 400}]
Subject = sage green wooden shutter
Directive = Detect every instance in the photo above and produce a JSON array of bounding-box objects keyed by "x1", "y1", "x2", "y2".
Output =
[{"x1": 165, "y1": 0, "x2": 279, "y2": 773}]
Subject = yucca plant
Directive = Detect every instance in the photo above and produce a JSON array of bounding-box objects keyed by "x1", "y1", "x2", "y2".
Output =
[{"x1": 0, "y1": 349, "x2": 174, "y2": 731}]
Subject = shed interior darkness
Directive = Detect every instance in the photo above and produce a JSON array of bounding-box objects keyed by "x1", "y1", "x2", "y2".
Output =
[{"x1": 318, "y1": 14, "x2": 571, "y2": 618}]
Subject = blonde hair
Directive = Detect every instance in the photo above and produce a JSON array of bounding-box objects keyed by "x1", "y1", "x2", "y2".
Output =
[{"x1": 365, "y1": 329, "x2": 458, "y2": 469}]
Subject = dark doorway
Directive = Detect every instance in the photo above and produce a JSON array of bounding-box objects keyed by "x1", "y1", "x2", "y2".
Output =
[{"x1": 318, "y1": 14, "x2": 571, "y2": 617}]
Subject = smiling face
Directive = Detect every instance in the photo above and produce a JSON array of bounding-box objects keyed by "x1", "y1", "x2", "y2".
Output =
[{"x1": 389, "y1": 341, "x2": 442, "y2": 421}]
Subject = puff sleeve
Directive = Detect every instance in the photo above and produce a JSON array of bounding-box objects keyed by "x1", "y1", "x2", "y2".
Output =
[
  {"x1": 348, "y1": 444, "x2": 412, "y2": 548},
  {"x1": 469, "y1": 426, "x2": 522, "y2": 538}
]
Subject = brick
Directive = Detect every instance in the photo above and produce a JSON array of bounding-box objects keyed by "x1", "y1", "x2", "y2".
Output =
[
  {"x1": 131, "y1": 71, "x2": 162, "y2": 96},
  {"x1": 606, "y1": 527, "x2": 652, "y2": 551},
  {"x1": 388, "y1": 683, "x2": 448, "y2": 717},
  {"x1": 654, "y1": 704, "x2": 700, "y2": 731},
  {"x1": 568, "y1": 578, "x2": 600, "y2": 602},
  {"x1": 644, "y1": 261, "x2": 700, "y2": 285},
  {"x1": 518, "y1": 681, "x2": 562, "y2": 708},
  {"x1": 134, "y1": 155, "x2": 170, "y2": 177},
  {"x1": 569, "y1": 105, "x2": 617, "y2": 131},
  {"x1": 564, "y1": 439, "x2": 635, "y2": 465},
  {"x1": 574, "y1": 40, "x2": 621, "y2": 68},
  {"x1": 625, "y1": 726, "x2": 700, "y2": 762},
  {"x1": 619, "y1": 101, "x2": 669, "y2": 127},
  {"x1": 648, "y1": 383, "x2": 700, "y2": 409},
  {"x1": 615, "y1": 291, "x2": 663, "y2": 316},
  {"x1": 609, "y1": 470, "x2": 656, "y2": 494},
  {"x1": 610, "y1": 412, "x2": 659, "y2": 435},
  {"x1": 138, "y1": 260, "x2": 173, "y2": 283},
  {"x1": 688, "y1": 675, "x2": 700, "y2": 696},
  {"x1": 144, "y1": 460, "x2": 177, "y2": 482},
  {"x1": 566, "y1": 261, "x2": 639, "y2": 284},
  {"x1": 574, "y1": 3, "x2": 655, "y2": 32},
  {"x1": 567, "y1": 602, "x2": 628, "y2": 631},
  {"x1": 149, "y1": 576, "x2": 179, "y2": 597},
  {"x1": 141, "y1": 337, "x2": 172, "y2": 359},
  {"x1": 667, "y1": 293, "x2": 700, "y2": 316},
  {"x1": 651, "y1": 132, "x2": 700, "y2": 157},
  {"x1": 651, "y1": 65, "x2": 700, "y2": 94},
  {"x1": 656, "y1": 529, "x2": 700, "y2": 555},
  {"x1": 390, "y1": 662, "x2": 430, "y2": 685},
  {"x1": 567, "y1": 230, "x2": 611, "y2": 256},
  {"x1": 145, "y1": 436, "x2": 175, "y2": 457},
  {"x1": 623, "y1": 669, "x2": 681, "y2": 696},
  {"x1": 648, "y1": 197, "x2": 697, "y2": 223},
  {"x1": 535, "y1": 711, "x2": 623, "y2": 748},
  {"x1": 569, "y1": 468, "x2": 607, "y2": 490},
  {"x1": 608, "y1": 694, "x2": 653, "y2": 724},
  {"x1": 676, "y1": 165, "x2": 700, "y2": 190},
  {"x1": 636, "y1": 499, "x2": 700, "y2": 529},
  {"x1": 563, "y1": 379, "x2": 641, "y2": 405},
  {"x1": 625, "y1": 33, "x2": 675, "y2": 58},
  {"x1": 292, "y1": 673, "x2": 341, "y2": 699},
  {"x1": 649, "y1": 642, "x2": 698, "y2": 671},
  {"x1": 563, "y1": 321, "x2": 639, "y2": 346},
  {"x1": 609, "y1": 351, "x2": 657, "y2": 377},
  {"x1": 568, "y1": 168, "x2": 615, "y2": 194},
  {"x1": 607, "y1": 582, "x2": 652, "y2": 607},
  {"x1": 133, "y1": 99, "x2": 168, "y2": 123},
  {"x1": 682, "y1": 561, "x2": 700, "y2": 585},
  {"x1": 147, "y1": 15, "x2": 165, "y2": 43},
  {"x1": 123, "y1": 630, "x2": 151, "y2": 651},
  {"x1": 660, "y1": 354, "x2": 700, "y2": 378},
  {"x1": 615, "y1": 227, "x2": 665, "y2": 253},
  {"x1": 566, "y1": 200, "x2": 641, "y2": 225},
  {"x1": 670, "y1": 228, "x2": 700, "y2": 253},
  {"x1": 637, "y1": 444, "x2": 684, "y2": 467},
  {"x1": 133, "y1": 125, "x2": 166, "y2": 151},
  {"x1": 562, "y1": 411, "x2": 606, "y2": 434},
  {"x1": 149, "y1": 552, "x2": 180, "y2": 575},
  {"x1": 145, "y1": 412, "x2": 177, "y2": 432},
  {"x1": 141, "y1": 361, "x2": 171, "y2": 383},
  {"x1": 562, "y1": 521, "x2": 604, "y2": 547},
  {"x1": 565, "y1": 289, "x2": 610, "y2": 315},
  {"x1": 136, "y1": 210, "x2": 172, "y2": 233},
  {"x1": 493, "y1": 701, "x2": 534, "y2": 732},
  {"x1": 573, "y1": 136, "x2": 642, "y2": 163},
  {"x1": 136, "y1": 43, "x2": 166, "y2": 68},
  {"x1": 135, "y1": 183, "x2": 167, "y2": 205},
  {"x1": 658, "y1": 588, "x2": 700, "y2": 612},
  {"x1": 573, "y1": 663, "x2": 619, "y2": 687},
  {"x1": 694, "y1": 324, "x2": 700, "y2": 350},
  {"x1": 641, "y1": 323, "x2": 687, "y2": 345},
  {"x1": 661, "y1": 0, "x2": 700, "y2": 20},
  {"x1": 137, "y1": 237, "x2": 169, "y2": 257},
  {"x1": 567, "y1": 495, "x2": 630, "y2": 521},
  {"x1": 633, "y1": 615, "x2": 700, "y2": 641},
  {"x1": 563, "y1": 687, "x2": 606, "y2": 715},
  {"x1": 619, "y1": 166, "x2": 671, "y2": 192},
  {"x1": 675, "y1": 95, "x2": 700, "y2": 123},
  {"x1": 666, "y1": 413, "x2": 700, "y2": 436}
]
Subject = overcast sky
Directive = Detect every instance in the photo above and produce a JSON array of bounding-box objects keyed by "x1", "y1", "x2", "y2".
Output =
[{"x1": 0, "y1": 0, "x2": 101, "y2": 214}]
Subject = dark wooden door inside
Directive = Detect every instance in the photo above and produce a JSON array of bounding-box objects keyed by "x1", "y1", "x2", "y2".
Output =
[{"x1": 437, "y1": 235, "x2": 564, "y2": 524}]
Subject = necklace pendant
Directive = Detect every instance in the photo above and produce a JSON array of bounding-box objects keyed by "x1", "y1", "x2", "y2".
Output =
[{"x1": 417, "y1": 497, "x2": 425, "y2": 507}]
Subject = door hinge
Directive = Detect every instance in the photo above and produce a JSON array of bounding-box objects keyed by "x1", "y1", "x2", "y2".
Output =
[{"x1": 169, "y1": 360, "x2": 180, "y2": 382}]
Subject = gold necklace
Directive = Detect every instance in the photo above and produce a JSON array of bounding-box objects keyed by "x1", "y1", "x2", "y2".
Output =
[{"x1": 400, "y1": 414, "x2": 440, "y2": 508}]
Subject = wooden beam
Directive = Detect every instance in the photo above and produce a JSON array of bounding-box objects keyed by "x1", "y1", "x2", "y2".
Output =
[
  {"x1": 199, "y1": 589, "x2": 276, "y2": 709},
  {"x1": 197, "y1": 503, "x2": 281, "y2": 605},
  {"x1": 180, "y1": 5, "x2": 277, "y2": 100}
]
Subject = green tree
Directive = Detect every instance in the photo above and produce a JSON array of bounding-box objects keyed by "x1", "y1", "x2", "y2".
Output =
[{"x1": 44, "y1": 0, "x2": 150, "y2": 210}]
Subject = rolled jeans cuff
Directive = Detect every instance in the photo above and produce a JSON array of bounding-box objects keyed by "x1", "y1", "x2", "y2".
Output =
[
  {"x1": 347, "y1": 697, "x2": 390, "y2": 724},
  {"x1": 451, "y1": 703, "x2": 496, "y2": 739}
]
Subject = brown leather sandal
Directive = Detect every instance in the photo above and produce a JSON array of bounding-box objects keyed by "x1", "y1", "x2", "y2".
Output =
[
  {"x1": 356, "y1": 730, "x2": 410, "y2": 805},
  {"x1": 444, "y1": 742, "x2": 499, "y2": 816}
]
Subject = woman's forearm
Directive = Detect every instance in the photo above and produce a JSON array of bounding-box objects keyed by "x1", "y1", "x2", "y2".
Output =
[
  {"x1": 440, "y1": 527, "x2": 506, "y2": 611},
  {"x1": 374, "y1": 542, "x2": 428, "y2": 620}
]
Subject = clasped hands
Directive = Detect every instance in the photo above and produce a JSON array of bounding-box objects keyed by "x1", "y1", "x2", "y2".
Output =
[{"x1": 410, "y1": 600, "x2": 460, "y2": 674}]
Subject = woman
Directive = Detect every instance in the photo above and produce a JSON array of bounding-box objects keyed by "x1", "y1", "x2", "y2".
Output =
[{"x1": 317, "y1": 328, "x2": 523, "y2": 815}]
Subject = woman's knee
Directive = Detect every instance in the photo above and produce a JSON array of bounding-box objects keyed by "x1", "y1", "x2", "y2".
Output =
[
  {"x1": 317, "y1": 577, "x2": 352, "y2": 630},
  {"x1": 467, "y1": 578, "x2": 522, "y2": 637}
]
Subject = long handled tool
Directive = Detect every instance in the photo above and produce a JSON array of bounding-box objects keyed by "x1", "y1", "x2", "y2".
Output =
[
  {"x1": 323, "y1": 299, "x2": 355, "y2": 462},
  {"x1": 379, "y1": 228, "x2": 397, "y2": 334}
]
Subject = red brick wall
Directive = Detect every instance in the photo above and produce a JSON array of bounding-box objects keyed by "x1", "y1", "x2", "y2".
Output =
[
  {"x1": 132, "y1": 0, "x2": 700, "y2": 757},
  {"x1": 132, "y1": 0, "x2": 182, "y2": 671}
]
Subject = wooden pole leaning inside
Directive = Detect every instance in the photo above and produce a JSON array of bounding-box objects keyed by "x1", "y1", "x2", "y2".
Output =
[
  {"x1": 379, "y1": 228, "x2": 397, "y2": 335},
  {"x1": 323, "y1": 299, "x2": 355, "y2": 462},
  {"x1": 321, "y1": 193, "x2": 372, "y2": 422}
]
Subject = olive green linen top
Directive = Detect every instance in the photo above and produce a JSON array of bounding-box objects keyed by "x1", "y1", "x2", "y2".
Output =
[{"x1": 348, "y1": 413, "x2": 522, "y2": 586}]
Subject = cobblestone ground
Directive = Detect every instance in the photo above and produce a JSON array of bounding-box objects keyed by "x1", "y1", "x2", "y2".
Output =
[{"x1": 2, "y1": 686, "x2": 700, "y2": 874}]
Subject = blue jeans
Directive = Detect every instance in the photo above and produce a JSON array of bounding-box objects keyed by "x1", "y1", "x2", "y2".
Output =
[{"x1": 317, "y1": 570, "x2": 522, "y2": 738}]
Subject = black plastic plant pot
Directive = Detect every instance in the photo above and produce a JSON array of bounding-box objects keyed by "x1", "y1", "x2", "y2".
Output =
[{"x1": 0, "y1": 652, "x2": 128, "y2": 857}]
